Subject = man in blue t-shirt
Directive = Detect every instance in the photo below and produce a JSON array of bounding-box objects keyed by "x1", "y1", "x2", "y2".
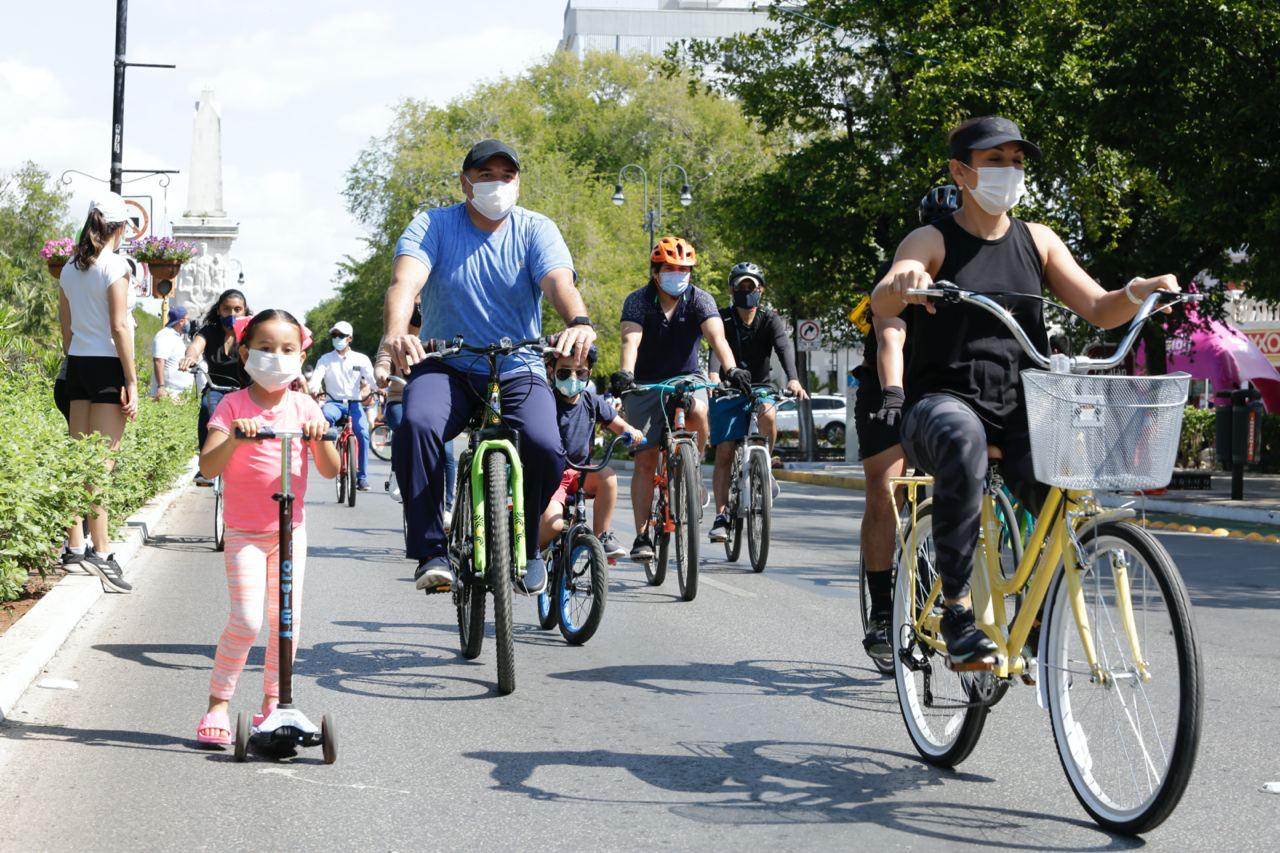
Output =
[
  {"x1": 536, "y1": 343, "x2": 644, "y2": 559},
  {"x1": 608, "y1": 236, "x2": 751, "y2": 561},
  {"x1": 382, "y1": 139, "x2": 597, "y2": 596}
]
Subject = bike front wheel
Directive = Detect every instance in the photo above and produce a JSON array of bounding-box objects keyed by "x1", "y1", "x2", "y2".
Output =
[
  {"x1": 746, "y1": 450, "x2": 771, "y2": 573},
  {"x1": 370, "y1": 424, "x2": 393, "y2": 461},
  {"x1": 485, "y1": 451, "x2": 516, "y2": 696},
  {"x1": 1043, "y1": 521, "x2": 1201, "y2": 835},
  {"x1": 892, "y1": 501, "x2": 990, "y2": 767},
  {"x1": 559, "y1": 531, "x2": 608, "y2": 645},
  {"x1": 673, "y1": 442, "x2": 701, "y2": 602}
]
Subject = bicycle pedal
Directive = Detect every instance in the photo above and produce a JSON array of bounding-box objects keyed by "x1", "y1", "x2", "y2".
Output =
[
  {"x1": 945, "y1": 655, "x2": 997, "y2": 672},
  {"x1": 422, "y1": 583, "x2": 452, "y2": 595}
]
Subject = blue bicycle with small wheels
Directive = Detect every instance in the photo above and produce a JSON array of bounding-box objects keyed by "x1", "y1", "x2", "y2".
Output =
[{"x1": 535, "y1": 432, "x2": 632, "y2": 644}]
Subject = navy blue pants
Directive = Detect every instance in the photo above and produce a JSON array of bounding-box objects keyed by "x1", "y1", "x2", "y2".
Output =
[
  {"x1": 198, "y1": 389, "x2": 226, "y2": 450},
  {"x1": 394, "y1": 362, "x2": 565, "y2": 561}
]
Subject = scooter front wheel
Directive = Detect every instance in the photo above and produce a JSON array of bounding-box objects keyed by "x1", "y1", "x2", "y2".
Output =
[
  {"x1": 234, "y1": 711, "x2": 249, "y2": 762},
  {"x1": 321, "y1": 714, "x2": 337, "y2": 765}
]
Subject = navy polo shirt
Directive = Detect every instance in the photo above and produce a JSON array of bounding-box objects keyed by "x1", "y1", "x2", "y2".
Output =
[{"x1": 620, "y1": 282, "x2": 718, "y2": 382}]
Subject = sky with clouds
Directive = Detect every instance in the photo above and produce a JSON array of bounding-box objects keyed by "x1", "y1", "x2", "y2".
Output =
[{"x1": 1, "y1": 0, "x2": 570, "y2": 321}]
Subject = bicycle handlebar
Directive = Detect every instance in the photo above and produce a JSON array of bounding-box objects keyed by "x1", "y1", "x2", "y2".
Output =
[
  {"x1": 188, "y1": 364, "x2": 239, "y2": 393},
  {"x1": 567, "y1": 432, "x2": 636, "y2": 473},
  {"x1": 916, "y1": 281, "x2": 1203, "y2": 373},
  {"x1": 234, "y1": 427, "x2": 339, "y2": 441}
]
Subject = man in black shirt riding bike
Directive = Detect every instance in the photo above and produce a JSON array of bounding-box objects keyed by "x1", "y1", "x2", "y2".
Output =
[{"x1": 706, "y1": 262, "x2": 806, "y2": 543}]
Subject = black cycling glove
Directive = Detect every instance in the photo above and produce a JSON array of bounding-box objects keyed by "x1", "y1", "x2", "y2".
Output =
[
  {"x1": 610, "y1": 370, "x2": 636, "y2": 397},
  {"x1": 875, "y1": 385, "x2": 905, "y2": 427},
  {"x1": 726, "y1": 367, "x2": 753, "y2": 395}
]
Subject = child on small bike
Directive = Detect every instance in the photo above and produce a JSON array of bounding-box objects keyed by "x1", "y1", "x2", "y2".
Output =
[
  {"x1": 537, "y1": 341, "x2": 644, "y2": 559},
  {"x1": 193, "y1": 309, "x2": 339, "y2": 747}
]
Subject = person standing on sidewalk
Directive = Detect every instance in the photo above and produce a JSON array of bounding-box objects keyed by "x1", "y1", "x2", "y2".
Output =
[
  {"x1": 57, "y1": 193, "x2": 137, "y2": 592},
  {"x1": 150, "y1": 306, "x2": 194, "y2": 400},
  {"x1": 310, "y1": 320, "x2": 377, "y2": 491},
  {"x1": 194, "y1": 309, "x2": 339, "y2": 746}
]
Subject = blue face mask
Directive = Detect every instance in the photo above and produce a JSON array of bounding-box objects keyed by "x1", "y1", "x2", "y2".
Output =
[
  {"x1": 332, "y1": 337, "x2": 349, "y2": 352},
  {"x1": 555, "y1": 376, "x2": 588, "y2": 397},
  {"x1": 220, "y1": 315, "x2": 236, "y2": 330},
  {"x1": 658, "y1": 271, "x2": 691, "y2": 297}
]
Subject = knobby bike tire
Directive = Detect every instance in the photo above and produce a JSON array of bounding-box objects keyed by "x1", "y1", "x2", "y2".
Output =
[
  {"x1": 645, "y1": 485, "x2": 669, "y2": 587},
  {"x1": 346, "y1": 438, "x2": 358, "y2": 507},
  {"x1": 747, "y1": 450, "x2": 771, "y2": 573},
  {"x1": 454, "y1": 471, "x2": 485, "y2": 660},
  {"x1": 559, "y1": 530, "x2": 608, "y2": 645},
  {"x1": 485, "y1": 451, "x2": 516, "y2": 696},
  {"x1": 370, "y1": 424, "x2": 393, "y2": 461},
  {"x1": 674, "y1": 442, "x2": 701, "y2": 602},
  {"x1": 892, "y1": 501, "x2": 989, "y2": 767},
  {"x1": 724, "y1": 450, "x2": 743, "y2": 562},
  {"x1": 1043, "y1": 521, "x2": 1202, "y2": 835}
]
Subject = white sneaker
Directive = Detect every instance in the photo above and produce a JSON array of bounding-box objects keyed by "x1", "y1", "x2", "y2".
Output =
[
  {"x1": 390, "y1": 481, "x2": 402, "y2": 503},
  {"x1": 442, "y1": 508, "x2": 453, "y2": 533}
]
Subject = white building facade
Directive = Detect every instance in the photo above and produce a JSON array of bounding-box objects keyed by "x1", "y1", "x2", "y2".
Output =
[{"x1": 559, "y1": 0, "x2": 776, "y2": 59}]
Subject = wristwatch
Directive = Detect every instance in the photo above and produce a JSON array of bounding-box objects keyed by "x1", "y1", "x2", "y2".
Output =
[{"x1": 569, "y1": 315, "x2": 592, "y2": 328}]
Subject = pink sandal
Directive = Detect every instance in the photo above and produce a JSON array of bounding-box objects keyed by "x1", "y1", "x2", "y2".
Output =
[
  {"x1": 252, "y1": 702, "x2": 278, "y2": 728},
  {"x1": 196, "y1": 709, "x2": 233, "y2": 746}
]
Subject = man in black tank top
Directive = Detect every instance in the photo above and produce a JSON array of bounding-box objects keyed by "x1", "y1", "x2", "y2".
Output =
[{"x1": 870, "y1": 116, "x2": 1181, "y2": 661}]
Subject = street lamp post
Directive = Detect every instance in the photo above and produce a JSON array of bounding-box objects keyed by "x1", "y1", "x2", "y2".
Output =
[{"x1": 612, "y1": 161, "x2": 693, "y2": 252}]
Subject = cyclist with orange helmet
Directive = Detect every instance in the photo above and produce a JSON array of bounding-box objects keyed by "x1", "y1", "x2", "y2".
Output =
[{"x1": 610, "y1": 236, "x2": 752, "y2": 561}]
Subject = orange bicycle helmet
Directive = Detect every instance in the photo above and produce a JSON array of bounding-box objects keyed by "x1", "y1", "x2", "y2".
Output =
[{"x1": 650, "y1": 235, "x2": 697, "y2": 267}]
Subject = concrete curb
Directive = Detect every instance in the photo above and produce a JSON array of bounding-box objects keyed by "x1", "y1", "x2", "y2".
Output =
[
  {"x1": 0, "y1": 457, "x2": 200, "y2": 722},
  {"x1": 1097, "y1": 493, "x2": 1280, "y2": 526}
]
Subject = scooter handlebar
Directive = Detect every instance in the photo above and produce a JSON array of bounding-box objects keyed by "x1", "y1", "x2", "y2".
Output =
[{"x1": 235, "y1": 427, "x2": 340, "y2": 442}]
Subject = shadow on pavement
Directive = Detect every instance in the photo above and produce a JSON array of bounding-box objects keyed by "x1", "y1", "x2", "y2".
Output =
[
  {"x1": 548, "y1": 658, "x2": 897, "y2": 714},
  {"x1": 0, "y1": 721, "x2": 199, "y2": 755},
  {"x1": 147, "y1": 534, "x2": 216, "y2": 554},
  {"x1": 464, "y1": 739, "x2": 1134, "y2": 847}
]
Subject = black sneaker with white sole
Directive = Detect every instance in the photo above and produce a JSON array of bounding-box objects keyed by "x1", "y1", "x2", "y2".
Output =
[
  {"x1": 83, "y1": 552, "x2": 132, "y2": 593},
  {"x1": 708, "y1": 513, "x2": 730, "y2": 543},
  {"x1": 940, "y1": 603, "x2": 998, "y2": 661},
  {"x1": 630, "y1": 532, "x2": 655, "y2": 562},
  {"x1": 598, "y1": 531, "x2": 626, "y2": 559},
  {"x1": 60, "y1": 549, "x2": 87, "y2": 572}
]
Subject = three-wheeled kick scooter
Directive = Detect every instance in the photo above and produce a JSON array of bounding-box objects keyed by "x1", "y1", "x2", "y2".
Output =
[{"x1": 232, "y1": 426, "x2": 337, "y2": 764}]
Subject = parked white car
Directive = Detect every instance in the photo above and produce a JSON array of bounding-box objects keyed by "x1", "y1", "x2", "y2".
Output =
[{"x1": 775, "y1": 394, "x2": 846, "y2": 445}]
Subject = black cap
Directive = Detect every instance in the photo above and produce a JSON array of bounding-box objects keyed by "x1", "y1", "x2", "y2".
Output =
[
  {"x1": 462, "y1": 139, "x2": 520, "y2": 173},
  {"x1": 949, "y1": 116, "x2": 1041, "y2": 160}
]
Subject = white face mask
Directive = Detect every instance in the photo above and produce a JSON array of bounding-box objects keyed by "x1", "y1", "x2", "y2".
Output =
[
  {"x1": 464, "y1": 175, "x2": 519, "y2": 221},
  {"x1": 244, "y1": 349, "x2": 302, "y2": 391},
  {"x1": 658, "y1": 271, "x2": 691, "y2": 297},
  {"x1": 962, "y1": 164, "x2": 1026, "y2": 215}
]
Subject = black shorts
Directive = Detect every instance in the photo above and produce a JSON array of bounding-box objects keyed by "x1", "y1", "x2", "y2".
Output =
[
  {"x1": 65, "y1": 355, "x2": 127, "y2": 405},
  {"x1": 854, "y1": 383, "x2": 901, "y2": 461},
  {"x1": 53, "y1": 377, "x2": 70, "y2": 423}
]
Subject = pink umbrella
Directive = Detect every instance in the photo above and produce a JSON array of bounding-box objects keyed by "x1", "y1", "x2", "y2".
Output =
[{"x1": 1151, "y1": 307, "x2": 1280, "y2": 413}]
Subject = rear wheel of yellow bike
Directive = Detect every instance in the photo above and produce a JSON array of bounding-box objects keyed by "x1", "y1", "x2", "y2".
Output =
[
  {"x1": 891, "y1": 502, "x2": 990, "y2": 766},
  {"x1": 1043, "y1": 521, "x2": 1201, "y2": 835}
]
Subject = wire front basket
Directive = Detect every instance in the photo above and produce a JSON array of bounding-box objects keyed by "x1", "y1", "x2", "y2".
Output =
[{"x1": 1021, "y1": 371, "x2": 1190, "y2": 491}]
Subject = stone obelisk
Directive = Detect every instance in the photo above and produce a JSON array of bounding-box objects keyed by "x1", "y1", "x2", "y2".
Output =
[{"x1": 172, "y1": 89, "x2": 240, "y2": 321}]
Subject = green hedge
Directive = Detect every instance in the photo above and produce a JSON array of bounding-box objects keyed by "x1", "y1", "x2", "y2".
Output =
[{"x1": 0, "y1": 363, "x2": 197, "y2": 601}]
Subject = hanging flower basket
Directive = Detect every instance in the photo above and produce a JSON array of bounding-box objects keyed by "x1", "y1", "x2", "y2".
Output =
[
  {"x1": 42, "y1": 238, "x2": 75, "y2": 280},
  {"x1": 127, "y1": 236, "x2": 198, "y2": 284}
]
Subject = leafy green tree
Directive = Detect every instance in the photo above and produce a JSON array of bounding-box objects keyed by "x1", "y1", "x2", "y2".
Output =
[
  {"x1": 311, "y1": 51, "x2": 779, "y2": 377},
  {"x1": 674, "y1": 0, "x2": 1280, "y2": 359},
  {"x1": 0, "y1": 162, "x2": 72, "y2": 371}
]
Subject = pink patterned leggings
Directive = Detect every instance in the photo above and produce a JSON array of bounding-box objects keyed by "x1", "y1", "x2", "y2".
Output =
[{"x1": 209, "y1": 526, "x2": 307, "y2": 701}]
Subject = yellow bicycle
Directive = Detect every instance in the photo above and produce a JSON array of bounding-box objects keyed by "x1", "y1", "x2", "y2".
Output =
[{"x1": 891, "y1": 284, "x2": 1203, "y2": 835}]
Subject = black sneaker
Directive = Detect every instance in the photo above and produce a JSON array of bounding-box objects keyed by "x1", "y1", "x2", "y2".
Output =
[
  {"x1": 598, "y1": 531, "x2": 626, "y2": 559},
  {"x1": 60, "y1": 549, "x2": 86, "y2": 573},
  {"x1": 629, "y1": 532, "x2": 655, "y2": 562},
  {"x1": 414, "y1": 556, "x2": 453, "y2": 592},
  {"x1": 515, "y1": 557, "x2": 548, "y2": 596},
  {"x1": 862, "y1": 611, "x2": 892, "y2": 658},
  {"x1": 708, "y1": 513, "x2": 730, "y2": 543},
  {"x1": 83, "y1": 552, "x2": 132, "y2": 593},
  {"x1": 940, "y1": 603, "x2": 997, "y2": 662}
]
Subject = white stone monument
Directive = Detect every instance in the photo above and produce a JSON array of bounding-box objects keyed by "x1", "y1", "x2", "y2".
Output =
[{"x1": 172, "y1": 90, "x2": 239, "y2": 322}]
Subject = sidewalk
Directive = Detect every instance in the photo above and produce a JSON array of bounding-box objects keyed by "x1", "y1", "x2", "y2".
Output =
[{"x1": 775, "y1": 462, "x2": 1280, "y2": 528}]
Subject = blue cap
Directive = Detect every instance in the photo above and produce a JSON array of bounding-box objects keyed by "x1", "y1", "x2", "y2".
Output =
[{"x1": 167, "y1": 306, "x2": 188, "y2": 326}]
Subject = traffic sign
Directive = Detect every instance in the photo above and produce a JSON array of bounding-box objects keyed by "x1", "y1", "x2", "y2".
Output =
[
  {"x1": 123, "y1": 198, "x2": 150, "y2": 239},
  {"x1": 797, "y1": 318, "x2": 822, "y2": 351}
]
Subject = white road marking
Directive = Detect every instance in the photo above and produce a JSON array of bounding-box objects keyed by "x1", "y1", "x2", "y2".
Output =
[{"x1": 258, "y1": 767, "x2": 411, "y2": 795}]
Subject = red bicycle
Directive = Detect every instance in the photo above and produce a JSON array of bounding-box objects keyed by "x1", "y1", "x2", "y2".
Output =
[{"x1": 328, "y1": 398, "x2": 360, "y2": 507}]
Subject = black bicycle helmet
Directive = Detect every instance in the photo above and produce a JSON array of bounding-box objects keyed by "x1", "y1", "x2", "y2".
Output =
[
  {"x1": 919, "y1": 185, "x2": 960, "y2": 223},
  {"x1": 544, "y1": 333, "x2": 598, "y2": 368},
  {"x1": 728, "y1": 261, "x2": 765, "y2": 289}
]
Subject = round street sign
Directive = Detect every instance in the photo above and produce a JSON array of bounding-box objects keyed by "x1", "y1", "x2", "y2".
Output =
[
  {"x1": 797, "y1": 318, "x2": 821, "y2": 350},
  {"x1": 123, "y1": 198, "x2": 150, "y2": 240}
]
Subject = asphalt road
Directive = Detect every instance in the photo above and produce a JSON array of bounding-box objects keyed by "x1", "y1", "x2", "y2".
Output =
[{"x1": 1, "y1": 456, "x2": 1275, "y2": 850}]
